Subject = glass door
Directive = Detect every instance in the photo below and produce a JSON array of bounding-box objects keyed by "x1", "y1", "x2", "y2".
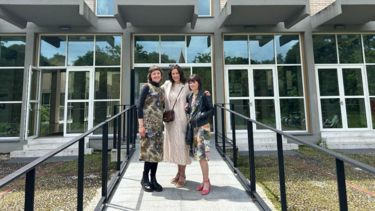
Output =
[
  {"x1": 64, "y1": 68, "x2": 93, "y2": 136},
  {"x1": 25, "y1": 66, "x2": 41, "y2": 140},
  {"x1": 317, "y1": 66, "x2": 370, "y2": 130}
]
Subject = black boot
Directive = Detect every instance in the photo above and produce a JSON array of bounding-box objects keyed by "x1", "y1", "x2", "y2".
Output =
[
  {"x1": 151, "y1": 177, "x2": 163, "y2": 192},
  {"x1": 141, "y1": 174, "x2": 153, "y2": 192}
]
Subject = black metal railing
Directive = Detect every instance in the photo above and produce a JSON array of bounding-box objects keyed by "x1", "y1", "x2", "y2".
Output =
[
  {"x1": 0, "y1": 105, "x2": 137, "y2": 211},
  {"x1": 214, "y1": 104, "x2": 375, "y2": 211}
]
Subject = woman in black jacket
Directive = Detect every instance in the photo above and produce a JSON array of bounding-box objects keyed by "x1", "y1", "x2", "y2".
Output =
[{"x1": 185, "y1": 74, "x2": 214, "y2": 195}]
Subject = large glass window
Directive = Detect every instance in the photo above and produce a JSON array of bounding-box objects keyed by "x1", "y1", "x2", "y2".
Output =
[
  {"x1": 161, "y1": 36, "x2": 185, "y2": 63},
  {"x1": 134, "y1": 36, "x2": 159, "y2": 64},
  {"x1": 0, "y1": 36, "x2": 25, "y2": 67},
  {"x1": 337, "y1": 34, "x2": 363, "y2": 64},
  {"x1": 363, "y1": 34, "x2": 375, "y2": 63},
  {"x1": 198, "y1": 0, "x2": 211, "y2": 16},
  {"x1": 276, "y1": 35, "x2": 300, "y2": 64},
  {"x1": 0, "y1": 36, "x2": 25, "y2": 138},
  {"x1": 249, "y1": 35, "x2": 274, "y2": 64},
  {"x1": 96, "y1": 0, "x2": 115, "y2": 16},
  {"x1": 40, "y1": 36, "x2": 66, "y2": 66},
  {"x1": 68, "y1": 36, "x2": 94, "y2": 66},
  {"x1": 187, "y1": 36, "x2": 211, "y2": 63},
  {"x1": 95, "y1": 68, "x2": 120, "y2": 99},
  {"x1": 224, "y1": 35, "x2": 248, "y2": 64},
  {"x1": 312, "y1": 35, "x2": 337, "y2": 64},
  {"x1": 95, "y1": 36, "x2": 121, "y2": 66}
]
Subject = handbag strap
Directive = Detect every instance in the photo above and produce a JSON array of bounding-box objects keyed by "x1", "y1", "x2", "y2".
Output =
[{"x1": 171, "y1": 85, "x2": 184, "y2": 110}]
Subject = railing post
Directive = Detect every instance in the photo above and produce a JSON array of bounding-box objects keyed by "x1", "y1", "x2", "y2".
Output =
[
  {"x1": 113, "y1": 107, "x2": 117, "y2": 149},
  {"x1": 276, "y1": 133, "x2": 287, "y2": 211},
  {"x1": 230, "y1": 108, "x2": 237, "y2": 168},
  {"x1": 336, "y1": 159, "x2": 348, "y2": 211},
  {"x1": 117, "y1": 116, "x2": 121, "y2": 172},
  {"x1": 125, "y1": 110, "x2": 130, "y2": 157},
  {"x1": 247, "y1": 121, "x2": 256, "y2": 193},
  {"x1": 102, "y1": 123, "x2": 108, "y2": 201},
  {"x1": 25, "y1": 168, "x2": 35, "y2": 211},
  {"x1": 221, "y1": 104, "x2": 226, "y2": 154},
  {"x1": 77, "y1": 138, "x2": 85, "y2": 211},
  {"x1": 132, "y1": 106, "x2": 137, "y2": 149},
  {"x1": 214, "y1": 104, "x2": 218, "y2": 147}
]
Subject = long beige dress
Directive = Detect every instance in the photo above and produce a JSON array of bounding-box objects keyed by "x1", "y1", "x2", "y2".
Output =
[{"x1": 162, "y1": 80, "x2": 192, "y2": 165}]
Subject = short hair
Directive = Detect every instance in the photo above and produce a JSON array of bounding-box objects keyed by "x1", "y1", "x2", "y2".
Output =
[
  {"x1": 187, "y1": 74, "x2": 202, "y2": 91},
  {"x1": 147, "y1": 65, "x2": 162, "y2": 83},
  {"x1": 168, "y1": 64, "x2": 186, "y2": 84}
]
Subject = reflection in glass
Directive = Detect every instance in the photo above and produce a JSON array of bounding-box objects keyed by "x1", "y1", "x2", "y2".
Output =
[
  {"x1": 68, "y1": 36, "x2": 94, "y2": 66},
  {"x1": 367, "y1": 66, "x2": 375, "y2": 95},
  {"x1": 346, "y1": 98, "x2": 367, "y2": 128},
  {"x1": 228, "y1": 69, "x2": 248, "y2": 97},
  {"x1": 198, "y1": 0, "x2": 210, "y2": 16},
  {"x1": 280, "y1": 99, "x2": 305, "y2": 130},
  {"x1": 321, "y1": 99, "x2": 342, "y2": 128},
  {"x1": 342, "y1": 68, "x2": 363, "y2": 96},
  {"x1": 96, "y1": 0, "x2": 114, "y2": 15},
  {"x1": 30, "y1": 69, "x2": 39, "y2": 101},
  {"x1": 95, "y1": 68, "x2": 120, "y2": 99},
  {"x1": 318, "y1": 69, "x2": 339, "y2": 96},
  {"x1": 254, "y1": 69, "x2": 273, "y2": 97},
  {"x1": 276, "y1": 35, "x2": 300, "y2": 64},
  {"x1": 278, "y1": 66, "x2": 303, "y2": 97},
  {"x1": 224, "y1": 35, "x2": 248, "y2": 64},
  {"x1": 28, "y1": 103, "x2": 38, "y2": 137},
  {"x1": 134, "y1": 67, "x2": 148, "y2": 98},
  {"x1": 192, "y1": 67, "x2": 212, "y2": 94},
  {"x1": 161, "y1": 36, "x2": 185, "y2": 63},
  {"x1": 68, "y1": 71, "x2": 90, "y2": 99},
  {"x1": 363, "y1": 34, "x2": 375, "y2": 63},
  {"x1": 255, "y1": 99, "x2": 276, "y2": 129},
  {"x1": 93, "y1": 101, "x2": 119, "y2": 134},
  {"x1": 371, "y1": 98, "x2": 375, "y2": 129},
  {"x1": 0, "y1": 103, "x2": 21, "y2": 137},
  {"x1": 0, "y1": 69, "x2": 23, "y2": 101},
  {"x1": 187, "y1": 36, "x2": 211, "y2": 63},
  {"x1": 338, "y1": 34, "x2": 363, "y2": 63},
  {"x1": 40, "y1": 36, "x2": 66, "y2": 66},
  {"x1": 312, "y1": 35, "x2": 337, "y2": 64},
  {"x1": 67, "y1": 102, "x2": 88, "y2": 133},
  {"x1": 229, "y1": 100, "x2": 250, "y2": 130},
  {"x1": 95, "y1": 35, "x2": 121, "y2": 65},
  {"x1": 0, "y1": 36, "x2": 26, "y2": 67},
  {"x1": 134, "y1": 36, "x2": 159, "y2": 63},
  {"x1": 249, "y1": 35, "x2": 274, "y2": 64}
]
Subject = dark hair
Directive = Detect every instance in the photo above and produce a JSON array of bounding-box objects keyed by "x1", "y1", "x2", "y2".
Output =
[
  {"x1": 147, "y1": 65, "x2": 162, "y2": 83},
  {"x1": 168, "y1": 64, "x2": 186, "y2": 84},
  {"x1": 187, "y1": 74, "x2": 202, "y2": 91}
]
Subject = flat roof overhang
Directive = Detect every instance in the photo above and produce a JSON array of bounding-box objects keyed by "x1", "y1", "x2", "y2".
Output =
[
  {"x1": 115, "y1": 0, "x2": 198, "y2": 29},
  {"x1": 0, "y1": 0, "x2": 97, "y2": 29},
  {"x1": 311, "y1": 0, "x2": 375, "y2": 28},
  {"x1": 218, "y1": 0, "x2": 310, "y2": 29}
]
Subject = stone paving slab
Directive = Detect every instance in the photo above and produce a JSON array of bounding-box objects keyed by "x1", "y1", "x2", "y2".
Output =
[{"x1": 105, "y1": 146, "x2": 261, "y2": 211}]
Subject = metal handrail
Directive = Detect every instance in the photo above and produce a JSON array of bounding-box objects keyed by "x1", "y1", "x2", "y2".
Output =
[
  {"x1": 0, "y1": 105, "x2": 137, "y2": 211},
  {"x1": 214, "y1": 103, "x2": 375, "y2": 211}
]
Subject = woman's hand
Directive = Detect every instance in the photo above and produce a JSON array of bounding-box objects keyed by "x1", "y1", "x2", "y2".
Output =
[{"x1": 139, "y1": 126, "x2": 146, "y2": 138}]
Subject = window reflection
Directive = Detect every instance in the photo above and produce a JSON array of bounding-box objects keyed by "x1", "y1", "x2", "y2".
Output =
[
  {"x1": 68, "y1": 36, "x2": 94, "y2": 66},
  {"x1": 187, "y1": 36, "x2": 211, "y2": 63},
  {"x1": 278, "y1": 66, "x2": 303, "y2": 97},
  {"x1": 254, "y1": 69, "x2": 274, "y2": 97},
  {"x1": 229, "y1": 100, "x2": 250, "y2": 130},
  {"x1": 198, "y1": 0, "x2": 211, "y2": 16},
  {"x1": 192, "y1": 67, "x2": 212, "y2": 93},
  {"x1": 134, "y1": 36, "x2": 159, "y2": 63},
  {"x1": 313, "y1": 35, "x2": 337, "y2": 64},
  {"x1": 0, "y1": 36, "x2": 25, "y2": 67},
  {"x1": 318, "y1": 69, "x2": 339, "y2": 96},
  {"x1": 363, "y1": 34, "x2": 375, "y2": 63},
  {"x1": 95, "y1": 36, "x2": 121, "y2": 66},
  {"x1": 96, "y1": 0, "x2": 114, "y2": 16},
  {"x1": 0, "y1": 103, "x2": 21, "y2": 137},
  {"x1": 0, "y1": 69, "x2": 23, "y2": 101},
  {"x1": 255, "y1": 99, "x2": 276, "y2": 129},
  {"x1": 161, "y1": 36, "x2": 185, "y2": 63},
  {"x1": 276, "y1": 35, "x2": 300, "y2": 64},
  {"x1": 342, "y1": 68, "x2": 363, "y2": 96},
  {"x1": 228, "y1": 69, "x2": 248, "y2": 97},
  {"x1": 367, "y1": 66, "x2": 375, "y2": 95},
  {"x1": 95, "y1": 68, "x2": 120, "y2": 99},
  {"x1": 224, "y1": 35, "x2": 248, "y2": 64},
  {"x1": 40, "y1": 36, "x2": 66, "y2": 66},
  {"x1": 321, "y1": 99, "x2": 342, "y2": 128},
  {"x1": 346, "y1": 98, "x2": 367, "y2": 128},
  {"x1": 280, "y1": 99, "x2": 305, "y2": 130},
  {"x1": 338, "y1": 34, "x2": 363, "y2": 64},
  {"x1": 250, "y1": 35, "x2": 274, "y2": 64}
]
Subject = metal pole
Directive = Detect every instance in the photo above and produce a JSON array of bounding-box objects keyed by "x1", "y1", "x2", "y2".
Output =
[
  {"x1": 77, "y1": 138, "x2": 85, "y2": 211},
  {"x1": 117, "y1": 116, "x2": 121, "y2": 171},
  {"x1": 230, "y1": 109, "x2": 237, "y2": 168},
  {"x1": 113, "y1": 106, "x2": 117, "y2": 149},
  {"x1": 214, "y1": 104, "x2": 218, "y2": 147},
  {"x1": 276, "y1": 133, "x2": 287, "y2": 211},
  {"x1": 221, "y1": 105, "x2": 226, "y2": 154},
  {"x1": 336, "y1": 159, "x2": 348, "y2": 211},
  {"x1": 247, "y1": 121, "x2": 256, "y2": 193},
  {"x1": 25, "y1": 168, "x2": 35, "y2": 211},
  {"x1": 102, "y1": 123, "x2": 108, "y2": 201}
]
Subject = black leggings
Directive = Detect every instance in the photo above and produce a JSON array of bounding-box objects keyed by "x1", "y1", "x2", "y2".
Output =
[{"x1": 143, "y1": 162, "x2": 158, "y2": 179}]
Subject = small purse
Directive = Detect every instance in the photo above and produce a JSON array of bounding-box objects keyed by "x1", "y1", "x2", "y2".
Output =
[{"x1": 163, "y1": 85, "x2": 184, "y2": 122}]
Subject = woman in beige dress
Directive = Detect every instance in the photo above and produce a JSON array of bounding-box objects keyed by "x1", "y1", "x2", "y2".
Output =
[{"x1": 162, "y1": 64, "x2": 191, "y2": 188}]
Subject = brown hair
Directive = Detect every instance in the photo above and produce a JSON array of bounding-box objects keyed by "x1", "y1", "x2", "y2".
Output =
[
  {"x1": 147, "y1": 65, "x2": 162, "y2": 83},
  {"x1": 168, "y1": 64, "x2": 186, "y2": 84},
  {"x1": 187, "y1": 74, "x2": 202, "y2": 91}
]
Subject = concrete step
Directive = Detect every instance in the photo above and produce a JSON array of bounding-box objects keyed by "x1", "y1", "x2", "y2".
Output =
[
  {"x1": 23, "y1": 141, "x2": 90, "y2": 150},
  {"x1": 322, "y1": 131, "x2": 375, "y2": 149},
  {"x1": 10, "y1": 148, "x2": 93, "y2": 158}
]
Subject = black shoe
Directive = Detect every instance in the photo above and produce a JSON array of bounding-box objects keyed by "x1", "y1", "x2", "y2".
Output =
[
  {"x1": 141, "y1": 176, "x2": 153, "y2": 192},
  {"x1": 151, "y1": 178, "x2": 163, "y2": 192}
]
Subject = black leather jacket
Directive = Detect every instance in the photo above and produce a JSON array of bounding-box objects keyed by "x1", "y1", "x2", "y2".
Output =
[{"x1": 186, "y1": 90, "x2": 214, "y2": 128}]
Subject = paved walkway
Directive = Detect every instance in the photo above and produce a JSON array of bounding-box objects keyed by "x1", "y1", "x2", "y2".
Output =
[{"x1": 105, "y1": 146, "x2": 261, "y2": 211}]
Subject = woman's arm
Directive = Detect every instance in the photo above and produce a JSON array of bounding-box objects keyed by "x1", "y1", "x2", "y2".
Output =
[{"x1": 137, "y1": 85, "x2": 149, "y2": 138}]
